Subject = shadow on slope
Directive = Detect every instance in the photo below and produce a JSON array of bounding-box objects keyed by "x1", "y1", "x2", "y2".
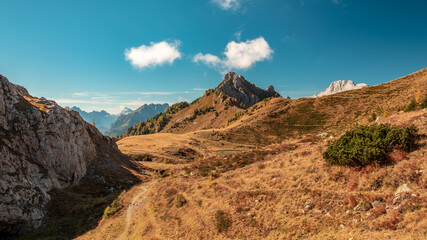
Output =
[{"x1": 11, "y1": 126, "x2": 148, "y2": 240}]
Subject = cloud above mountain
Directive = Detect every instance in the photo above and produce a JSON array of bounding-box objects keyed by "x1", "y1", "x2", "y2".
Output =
[
  {"x1": 125, "y1": 41, "x2": 181, "y2": 69},
  {"x1": 212, "y1": 0, "x2": 241, "y2": 11},
  {"x1": 193, "y1": 37, "x2": 273, "y2": 72}
]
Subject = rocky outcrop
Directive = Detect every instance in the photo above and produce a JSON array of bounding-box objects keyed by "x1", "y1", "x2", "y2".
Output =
[
  {"x1": 0, "y1": 75, "x2": 133, "y2": 234},
  {"x1": 313, "y1": 80, "x2": 368, "y2": 97},
  {"x1": 216, "y1": 72, "x2": 281, "y2": 108},
  {"x1": 105, "y1": 103, "x2": 169, "y2": 137}
]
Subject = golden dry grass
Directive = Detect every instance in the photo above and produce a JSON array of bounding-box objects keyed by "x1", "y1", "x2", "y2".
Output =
[
  {"x1": 21, "y1": 69, "x2": 426, "y2": 239},
  {"x1": 78, "y1": 109, "x2": 427, "y2": 240},
  {"x1": 117, "y1": 131, "x2": 255, "y2": 164}
]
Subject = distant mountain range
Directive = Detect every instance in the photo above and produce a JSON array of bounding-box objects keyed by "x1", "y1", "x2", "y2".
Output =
[
  {"x1": 119, "y1": 72, "x2": 282, "y2": 138},
  {"x1": 119, "y1": 107, "x2": 133, "y2": 116},
  {"x1": 70, "y1": 104, "x2": 169, "y2": 136},
  {"x1": 105, "y1": 103, "x2": 169, "y2": 137},
  {"x1": 313, "y1": 80, "x2": 368, "y2": 97},
  {"x1": 69, "y1": 107, "x2": 118, "y2": 134}
]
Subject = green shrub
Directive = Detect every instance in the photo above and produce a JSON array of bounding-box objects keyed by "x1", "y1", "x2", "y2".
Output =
[
  {"x1": 369, "y1": 113, "x2": 377, "y2": 122},
  {"x1": 175, "y1": 194, "x2": 187, "y2": 208},
  {"x1": 323, "y1": 124, "x2": 418, "y2": 166},
  {"x1": 228, "y1": 111, "x2": 245, "y2": 124},
  {"x1": 405, "y1": 95, "x2": 427, "y2": 112},
  {"x1": 215, "y1": 210, "x2": 232, "y2": 232},
  {"x1": 130, "y1": 154, "x2": 152, "y2": 161},
  {"x1": 405, "y1": 99, "x2": 417, "y2": 112},
  {"x1": 102, "y1": 196, "x2": 124, "y2": 219},
  {"x1": 421, "y1": 94, "x2": 427, "y2": 109}
]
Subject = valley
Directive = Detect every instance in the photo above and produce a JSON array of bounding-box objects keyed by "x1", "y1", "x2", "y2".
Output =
[
  {"x1": 2, "y1": 1, "x2": 427, "y2": 239},
  {"x1": 2, "y1": 68, "x2": 426, "y2": 240}
]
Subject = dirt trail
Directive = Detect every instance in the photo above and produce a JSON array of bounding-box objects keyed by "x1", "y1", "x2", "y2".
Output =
[{"x1": 117, "y1": 181, "x2": 154, "y2": 240}]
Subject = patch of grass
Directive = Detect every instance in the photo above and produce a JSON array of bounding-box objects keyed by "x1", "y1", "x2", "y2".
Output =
[
  {"x1": 323, "y1": 124, "x2": 418, "y2": 166},
  {"x1": 175, "y1": 194, "x2": 187, "y2": 208},
  {"x1": 193, "y1": 149, "x2": 270, "y2": 177},
  {"x1": 228, "y1": 111, "x2": 245, "y2": 124},
  {"x1": 215, "y1": 210, "x2": 232, "y2": 233},
  {"x1": 103, "y1": 193, "x2": 124, "y2": 219},
  {"x1": 130, "y1": 153, "x2": 152, "y2": 161},
  {"x1": 405, "y1": 99, "x2": 417, "y2": 112},
  {"x1": 369, "y1": 113, "x2": 377, "y2": 122},
  {"x1": 404, "y1": 94, "x2": 427, "y2": 112},
  {"x1": 216, "y1": 150, "x2": 244, "y2": 156}
]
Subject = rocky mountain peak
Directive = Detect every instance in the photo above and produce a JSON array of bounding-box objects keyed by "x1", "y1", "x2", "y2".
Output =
[
  {"x1": 266, "y1": 85, "x2": 276, "y2": 93},
  {"x1": 217, "y1": 72, "x2": 281, "y2": 108},
  {"x1": 119, "y1": 107, "x2": 134, "y2": 116},
  {"x1": 314, "y1": 80, "x2": 368, "y2": 97}
]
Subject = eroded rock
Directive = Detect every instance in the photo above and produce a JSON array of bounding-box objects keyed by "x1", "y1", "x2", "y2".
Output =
[
  {"x1": 0, "y1": 75, "x2": 129, "y2": 233},
  {"x1": 216, "y1": 72, "x2": 281, "y2": 108}
]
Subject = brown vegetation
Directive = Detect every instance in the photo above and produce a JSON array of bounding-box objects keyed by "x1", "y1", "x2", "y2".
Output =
[{"x1": 19, "y1": 68, "x2": 427, "y2": 240}]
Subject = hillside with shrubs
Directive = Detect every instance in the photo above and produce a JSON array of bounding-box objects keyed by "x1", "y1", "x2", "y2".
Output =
[{"x1": 20, "y1": 69, "x2": 427, "y2": 240}]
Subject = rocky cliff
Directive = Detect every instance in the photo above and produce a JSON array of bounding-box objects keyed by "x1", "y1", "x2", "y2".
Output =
[
  {"x1": 313, "y1": 80, "x2": 368, "y2": 97},
  {"x1": 217, "y1": 72, "x2": 281, "y2": 108},
  {"x1": 0, "y1": 75, "x2": 136, "y2": 234}
]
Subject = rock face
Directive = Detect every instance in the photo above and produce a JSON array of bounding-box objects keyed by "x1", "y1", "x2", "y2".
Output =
[
  {"x1": 69, "y1": 107, "x2": 118, "y2": 134},
  {"x1": 217, "y1": 72, "x2": 281, "y2": 108},
  {"x1": 0, "y1": 75, "x2": 131, "y2": 233},
  {"x1": 313, "y1": 80, "x2": 368, "y2": 97},
  {"x1": 105, "y1": 103, "x2": 169, "y2": 137}
]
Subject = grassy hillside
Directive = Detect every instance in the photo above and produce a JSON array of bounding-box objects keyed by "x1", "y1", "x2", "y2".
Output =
[
  {"x1": 78, "y1": 109, "x2": 427, "y2": 240},
  {"x1": 17, "y1": 68, "x2": 427, "y2": 240},
  {"x1": 119, "y1": 88, "x2": 280, "y2": 139},
  {"x1": 223, "y1": 68, "x2": 427, "y2": 145},
  {"x1": 120, "y1": 68, "x2": 426, "y2": 147}
]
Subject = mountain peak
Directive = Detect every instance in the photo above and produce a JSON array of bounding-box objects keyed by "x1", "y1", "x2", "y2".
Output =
[
  {"x1": 119, "y1": 107, "x2": 133, "y2": 116},
  {"x1": 314, "y1": 80, "x2": 368, "y2": 97},
  {"x1": 216, "y1": 72, "x2": 281, "y2": 108}
]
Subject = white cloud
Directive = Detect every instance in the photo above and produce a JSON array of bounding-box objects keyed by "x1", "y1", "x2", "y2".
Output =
[
  {"x1": 213, "y1": 0, "x2": 241, "y2": 10},
  {"x1": 120, "y1": 91, "x2": 190, "y2": 95},
  {"x1": 177, "y1": 96, "x2": 190, "y2": 102},
  {"x1": 224, "y1": 37, "x2": 273, "y2": 69},
  {"x1": 55, "y1": 99, "x2": 105, "y2": 104},
  {"x1": 193, "y1": 37, "x2": 273, "y2": 72},
  {"x1": 234, "y1": 30, "x2": 243, "y2": 41},
  {"x1": 122, "y1": 100, "x2": 172, "y2": 106},
  {"x1": 72, "y1": 92, "x2": 89, "y2": 97},
  {"x1": 124, "y1": 41, "x2": 181, "y2": 69},
  {"x1": 192, "y1": 88, "x2": 206, "y2": 91},
  {"x1": 193, "y1": 53, "x2": 222, "y2": 67}
]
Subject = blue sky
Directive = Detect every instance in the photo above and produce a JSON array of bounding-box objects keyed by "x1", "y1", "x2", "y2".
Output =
[{"x1": 1, "y1": 0, "x2": 426, "y2": 114}]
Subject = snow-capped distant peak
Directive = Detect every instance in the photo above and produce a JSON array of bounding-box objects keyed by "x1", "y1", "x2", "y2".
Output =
[
  {"x1": 313, "y1": 80, "x2": 368, "y2": 97},
  {"x1": 119, "y1": 107, "x2": 133, "y2": 116}
]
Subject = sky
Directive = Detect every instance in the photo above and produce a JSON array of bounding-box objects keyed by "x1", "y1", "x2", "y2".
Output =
[{"x1": 1, "y1": 0, "x2": 426, "y2": 114}]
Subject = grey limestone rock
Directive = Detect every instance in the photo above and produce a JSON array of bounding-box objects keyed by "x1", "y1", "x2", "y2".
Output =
[
  {"x1": 216, "y1": 72, "x2": 281, "y2": 108},
  {"x1": 0, "y1": 75, "x2": 128, "y2": 233}
]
